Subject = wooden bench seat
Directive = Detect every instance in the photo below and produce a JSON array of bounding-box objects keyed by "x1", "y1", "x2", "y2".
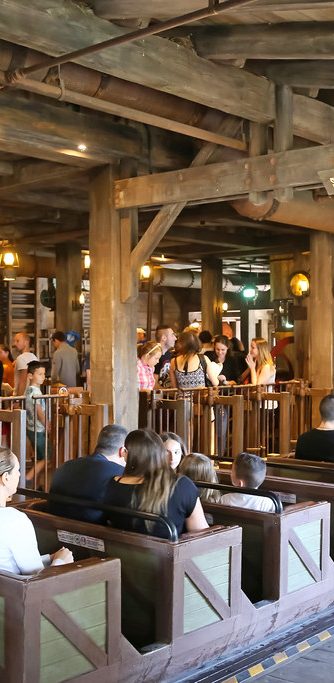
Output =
[
  {"x1": 8, "y1": 497, "x2": 334, "y2": 683},
  {"x1": 13, "y1": 499, "x2": 243, "y2": 650}
]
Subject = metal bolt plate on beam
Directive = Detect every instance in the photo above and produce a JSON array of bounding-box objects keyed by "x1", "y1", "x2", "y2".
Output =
[{"x1": 317, "y1": 169, "x2": 334, "y2": 196}]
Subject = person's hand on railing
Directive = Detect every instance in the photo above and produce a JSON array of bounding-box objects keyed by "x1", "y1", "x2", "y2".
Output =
[{"x1": 51, "y1": 547, "x2": 74, "y2": 565}]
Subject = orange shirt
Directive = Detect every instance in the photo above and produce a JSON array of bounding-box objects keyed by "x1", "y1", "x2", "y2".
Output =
[{"x1": 2, "y1": 360, "x2": 14, "y2": 388}]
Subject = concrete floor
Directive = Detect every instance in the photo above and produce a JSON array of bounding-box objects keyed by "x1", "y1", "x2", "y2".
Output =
[{"x1": 255, "y1": 637, "x2": 334, "y2": 683}]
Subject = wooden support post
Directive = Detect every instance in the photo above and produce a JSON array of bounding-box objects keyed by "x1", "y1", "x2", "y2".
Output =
[
  {"x1": 146, "y1": 270, "x2": 154, "y2": 341},
  {"x1": 201, "y1": 257, "x2": 223, "y2": 335},
  {"x1": 249, "y1": 122, "x2": 268, "y2": 206},
  {"x1": 274, "y1": 85, "x2": 294, "y2": 203},
  {"x1": 279, "y1": 392, "x2": 291, "y2": 457},
  {"x1": 310, "y1": 232, "x2": 334, "y2": 389},
  {"x1": 89, "y1": 164, "x2": 138, "y2": 430},
  {"x1": 55, "y1": 241, "x2": 82, "y2": 333}
]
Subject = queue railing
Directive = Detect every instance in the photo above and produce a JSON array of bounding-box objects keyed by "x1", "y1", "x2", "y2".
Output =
[
  {"x1": 139, "y1": 386, "x2": 291, "y2": 457},
  {"x1": 0, "y1": 390, "x2": 110, "y2": 490}
]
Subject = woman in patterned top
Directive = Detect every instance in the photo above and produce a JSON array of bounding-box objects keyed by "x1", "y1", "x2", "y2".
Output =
[{"x1": 169, "y1": 332, "x2": 218, "y2": 391}]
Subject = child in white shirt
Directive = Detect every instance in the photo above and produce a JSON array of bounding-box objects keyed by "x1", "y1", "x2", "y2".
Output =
[{"x1": 222, "y1": 451, "x2": 275, "y2": 513}]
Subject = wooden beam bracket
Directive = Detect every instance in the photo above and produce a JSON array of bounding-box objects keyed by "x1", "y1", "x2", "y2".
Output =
[{"x1": 120, "y1": 116, "x2": 243, "y2": 302}]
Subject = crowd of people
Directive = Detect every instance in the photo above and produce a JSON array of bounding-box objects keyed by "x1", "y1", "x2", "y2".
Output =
[
  {"x1": 137, "y1": 323, "x2": 276, "y2": 391},
  {"x1": 0, "y1": 324, "x2": 280, "y2": 576}
]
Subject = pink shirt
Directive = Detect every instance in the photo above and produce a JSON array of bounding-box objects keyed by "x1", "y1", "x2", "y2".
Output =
[{"x1": 137, "y1": 358, "x2": 155, "y2": 390}]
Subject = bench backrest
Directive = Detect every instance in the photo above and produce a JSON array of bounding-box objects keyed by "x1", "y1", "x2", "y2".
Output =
[
  {"x1": 0, "y1": 558, "x2": 120, "y2": 683},
  {"x1": 203, "y1": 500, "x2": 331, "y2": 602},
  {"x1": 13, "y1": 501, "x2": 243, "y2": 647}
]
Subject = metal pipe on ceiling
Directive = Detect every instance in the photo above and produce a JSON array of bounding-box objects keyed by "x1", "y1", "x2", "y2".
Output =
[
  {"x1": 231, "y1": 192, "x2": 334, "y2": 234},
  {"x1": 0, "y1": 42, "x2": 245, "y2": 150},
  {"x1": 6, "y1": 0, "x2": 259, "y2": 81}
]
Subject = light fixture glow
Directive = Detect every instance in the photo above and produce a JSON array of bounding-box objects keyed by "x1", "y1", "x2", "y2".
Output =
[
  {"x1": 140, "y1": 264, "x2": 151, "y2": 280},
  {"x1": 84, "y1": 254, "x2": 90, "y2": 269},
  {"x1": 3, "y1": 252, "x2": 15, "y2": 266},
  {"x1": 222, "y1": 302, "x2": 228, "y2": 312},
  {"x1": 77, "y1": 143, "x2": 87, "y2": 152},
  {"x1": 0, "y1": 249, "x2": 19, "y2": 269},
  {"x1": 242, "y1": 285, "x2": 257, "y2": 300},
  {"x1": 289, "y1": 271, "x2": 310, "y2": 298},
  {"x1": 79, "y1": 292, "x2": 85, "y2": 306}
]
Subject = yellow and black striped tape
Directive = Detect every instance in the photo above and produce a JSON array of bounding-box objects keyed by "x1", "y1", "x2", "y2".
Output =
[{"x1": 222, "y1": 627, "x2": 333, "y2": 683}]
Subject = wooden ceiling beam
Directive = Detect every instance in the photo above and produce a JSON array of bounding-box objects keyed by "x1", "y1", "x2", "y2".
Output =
[
  {"x1": 193, "y1": 23, "x2": 334, "y2": 61},
  {"x1": 114, "y1": 143, "x2": 334, "y2": 209},
  {"x1": 0, "y1": 206, "x2": 68, "y2": 225},
  {"x1": 161, "y1": 226, "x2": 308, "y2": 250},
  {"x1": 0, "y1": 90, "x2": 192, "y2": 172},
  {"x1": 0, "y1": 161, "x2": 13, "y2": 175},
  {"x1": 2, "y1": 191, "x2": 89, "y2": 213},
  {"x1": 0, "y1": 0, "x2": 274, "y2": 124},
  {"x1": 0, "y1": 91, "x2": 144, "y2": 168},
  {"x1": 93, "y1": 1, "x2": 334, "y2": 18},
  {"x1": 0, "y1": 161, "x2": 82, "y2": 197},
  {"x1": 1, "y1": 3, "x2": 333, "y2": 147},
  {"x1": 252, "y1": 61, "x2": 334, "y2": 89}
]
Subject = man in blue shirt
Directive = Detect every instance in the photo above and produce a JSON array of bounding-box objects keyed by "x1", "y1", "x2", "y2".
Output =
[{"x1": 48, "y1": 424, "x2": 127, "y2": 523}]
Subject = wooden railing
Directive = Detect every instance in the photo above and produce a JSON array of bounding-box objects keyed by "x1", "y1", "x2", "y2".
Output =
[
  {"x1": 139, "y1": 386, "x2": 290, "y2": 457},
  {"x1": 0, "y1": 392, "x2": 110, "y2": 490}
]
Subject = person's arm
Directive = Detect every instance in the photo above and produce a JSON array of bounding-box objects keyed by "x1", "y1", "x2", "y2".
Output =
[
  {"x1": 203, "y1": 355, "x2": 219, "y2": 387},
  {"x1": 36, "y1": 402, "x2": 48, "y2": 429},
  {"x1": 245, "y1": 353, "x2": 257, "y2": 384},
  {"x1": 169, "y1": 358, "x2": 177, "y2": 388},
  {"x1": 10, "y1": 513, "x2": 48, "y2": 574},
  {"x1": 16, "y1": 369, "x2": 28, "y2": 396},
  {"x1": 185, "y1": 498, "x2": 209, "y2": 532}
]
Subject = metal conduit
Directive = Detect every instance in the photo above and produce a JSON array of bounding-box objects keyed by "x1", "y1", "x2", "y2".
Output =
[
  {"x1": 7, "y1": 0, "x2": 259, "y2": 81},
  {"x1": 0, "y1": 41, "x2": 245, "y2": 149}
]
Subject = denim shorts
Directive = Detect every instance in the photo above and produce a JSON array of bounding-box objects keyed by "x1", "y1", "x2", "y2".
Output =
[{"x1": 27, "y1": 430, "x2": 50, "y2": 461}]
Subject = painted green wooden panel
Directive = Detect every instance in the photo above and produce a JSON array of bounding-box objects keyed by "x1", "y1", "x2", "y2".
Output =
[
  {"x1": 40, "y1": 616, "x2": 94, "y2": 683},
  {"x1": 184, "y1": 576, "x2": 221, "y2": 634},
  {"x1": 0, "y1": 596, "x2": 4, "y2": 668},
  {"x1": 105, "y1": 542, "x2": 159, "y2": 648},
  {"x1": 293, "y1": 520, "x2": 322, "y2": 568},
  {"x1": 193, "y1": 548, "x2": 230, "y2": 604},
  {"x1": 287, "y1": 544, "x2": 315, "y2": 593},
  {"x1": 54, "y1": 583, "x2": 106, "y2": 649}
]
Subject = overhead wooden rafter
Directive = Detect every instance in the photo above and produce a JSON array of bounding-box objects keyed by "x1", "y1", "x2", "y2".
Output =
[
  {"x1": 191, "y1": 23, "x2": 334, "y2": 60},
  {"x1": 92, "y1": 0, "x2": 334, "y2": 18},
  {"x1": 0, "y1": 90, "x2": 192, "y2": 171},
  {"x1": 1, "y1": 0, "x2": 334, "y2": 149},
  {"x1": 114, "y1": 143, "x2": 334, "y2": 210},
  {"x1": 0, "y1": 0, "x2": 275, "y2": 123}
]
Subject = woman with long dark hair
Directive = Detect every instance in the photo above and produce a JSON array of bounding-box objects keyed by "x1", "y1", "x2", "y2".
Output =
[
  {"x1": 161, "y1": 431, "x2": 187, "y2": 470},
  {"x1": 211, "y1": 335, "x2": 238, "y2": 385},
  {"x1": 105, "y1": 429, "x2": 208, "y2": 537},
  {"x1": 169, "y1": 331, "x2": 218, "y2": 391}
]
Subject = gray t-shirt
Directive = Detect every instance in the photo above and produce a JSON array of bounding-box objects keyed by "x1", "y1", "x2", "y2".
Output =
[{"x1": 51, "y1": 343, "x2": 80, "y2": 387}]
